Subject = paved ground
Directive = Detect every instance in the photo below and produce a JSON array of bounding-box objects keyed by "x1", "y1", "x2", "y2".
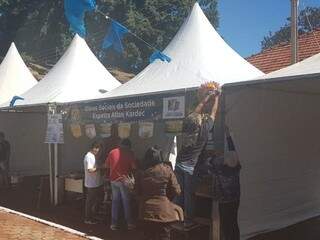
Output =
[
  {"x1": 1, "y1": 176, "x2": 320, "y2": 240},
  {"x1": 0, "y1": 209, "x2": 88, "y2": 240}
]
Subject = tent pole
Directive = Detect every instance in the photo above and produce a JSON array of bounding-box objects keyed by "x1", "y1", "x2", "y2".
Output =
[
  {"x1": 48, "y1": 144, "x2": 54, "y2": 205},
  {"x1": 291, "y1": 0, "x2": 299, "y2": 64},
  {"x1": 54, "y1": 143, "x2": 59, "y2": 206}
]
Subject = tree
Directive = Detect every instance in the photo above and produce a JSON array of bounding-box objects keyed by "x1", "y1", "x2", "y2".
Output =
[
  {"x1": 0, "y1": 0, "x2": 72, "y2": 64},
  {"x1": 0, "y1": 0, "x2": 219, "y2": 72},
  {"x1": 93, "y1": 0, "x2": 219, "y2": 72},
  {"x1": 261, "y1": 6, "x2": 320, "y2": 50}
]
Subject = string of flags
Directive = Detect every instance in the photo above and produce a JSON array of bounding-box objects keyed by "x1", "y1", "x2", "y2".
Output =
[
  {"x1": 64, "y1": 0, "x2": 96, "y2": 38},
  {"x1": 63, "y1": 0, "x2": 171, "y2": 63},
  {"x1": 102, "y1": 21, "x2": 129, "y2": 54}
]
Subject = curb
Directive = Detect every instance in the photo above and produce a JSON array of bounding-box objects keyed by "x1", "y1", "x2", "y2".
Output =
[{"x1": 0, "y1": 206, "x2": 104, "y2": 240}]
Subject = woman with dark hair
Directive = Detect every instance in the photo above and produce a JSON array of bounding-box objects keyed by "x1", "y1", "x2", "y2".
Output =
[
  {"x1": 136, "y1": 147, "x2": 183, "y2": 240},
  {"x1": 212, "y1": 127, "x2": 241, "y2": 240}
]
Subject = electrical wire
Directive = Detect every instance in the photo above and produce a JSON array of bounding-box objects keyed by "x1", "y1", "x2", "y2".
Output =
[{"x1": 95, "y1": 9, "x2": 159, "y2": 52}]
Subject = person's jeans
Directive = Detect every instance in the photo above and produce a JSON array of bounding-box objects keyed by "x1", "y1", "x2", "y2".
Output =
[
  {"x1": 174, "y1": 168, "x2": 196, "y2": 218},
  {"x1": 111, "y1": 180, "x2": 133, "y2": 225}
]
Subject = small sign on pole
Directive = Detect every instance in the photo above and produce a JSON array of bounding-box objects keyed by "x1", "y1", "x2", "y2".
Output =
[{"x1": 45, "y1": 113, "x2": 64, "y2": 144}]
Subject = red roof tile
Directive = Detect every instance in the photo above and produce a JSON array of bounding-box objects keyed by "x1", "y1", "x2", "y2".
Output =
[{"x1": 246, "y1": 29, "x2": 320, "y2": 73}]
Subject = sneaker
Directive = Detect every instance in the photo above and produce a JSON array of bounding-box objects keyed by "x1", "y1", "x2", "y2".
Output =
[
  {"x1": 84, "y1": 219, "x2": 98, "y2": 225},
  {"x1": 127, "y1": 224, "x2": 136, "y2": 230},
  {"x1": 110, "y1": 224, "x2": 118, "y2": 231}
]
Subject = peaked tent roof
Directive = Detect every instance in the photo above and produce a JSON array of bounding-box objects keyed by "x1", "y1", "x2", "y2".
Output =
[
  {"x1": 4, "y1": 35, "x2": 121, "y2": 107},
  {"x1": 102, "y1": 3, "x2": 263, "y2": 99},
  {"x1": 0, "y1": 43, "x2": 37, "y2": 104}
]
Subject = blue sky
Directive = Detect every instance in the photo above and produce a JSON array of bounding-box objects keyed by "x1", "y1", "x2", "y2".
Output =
[{"x1": 218, "y1": 0, "x2": 320, "y2": 57}]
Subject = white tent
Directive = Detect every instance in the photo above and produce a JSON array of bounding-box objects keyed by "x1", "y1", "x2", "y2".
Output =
[
  {"x1": 2, "y1": 34, "x2": 121, "y2": 107},
  {"x1": 0, "y1": 43, "x2": 37, "y2": 104},
  {"x1": 0, "y1": 34, "x2": 121, "y2": 181},
  {"x1": 224, "y1": 52, "x2": 320, "y2": 238},
  {"x1": 102, "y1": 3, "x2": 263, "y2": 99}
]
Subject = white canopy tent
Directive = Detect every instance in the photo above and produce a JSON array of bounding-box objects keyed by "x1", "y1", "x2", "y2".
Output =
[
  {"x1": 1, "y1": 34, "x2": 121, "y2": 107},
  {"x1": 0, "y1": 35, "x2": 122, "y2": 205},
  {"x1": 0, "y1": 43, "x2": 37, "y2": 105},
  {"x1": 224, "y1": 52, "x2": 320, "y2": 238},
  {"x1": 102, "y1": 3, "x2": 263, "y2": 99}
]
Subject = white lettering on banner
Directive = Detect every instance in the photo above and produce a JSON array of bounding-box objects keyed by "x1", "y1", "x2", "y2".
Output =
[
  {"x1": 98, "y1": 104, "x2": 116, "y2": 111},
  {"x1": 116, "y1": 103, "x2": 124, "y2": 110},
  {"x1": 92, "y1": 110, "x2": 146, "y2": 120},
  {"x1": 124, "y1": 100, "x2": 155, "y2": 109},
  {"x1": 92, "y1": 113, "x2": 111, "y2": 120},
  {"x1": 111, "y1": 112, "x2": 125, "y2": 118},
  {"x1": 125, "y1": 110, "x2": 145, "y2": 118},
  {"x1": 84, "y1": 106, "x2": 98, "y2": 112},
  {"x1": 85, "y1": 100, "x2": 155, "y2": 114}
]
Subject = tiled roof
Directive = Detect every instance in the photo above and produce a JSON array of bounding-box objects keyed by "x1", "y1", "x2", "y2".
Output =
[{"x1": 247, "y1": 29, "x2": 320, "y2": 73}]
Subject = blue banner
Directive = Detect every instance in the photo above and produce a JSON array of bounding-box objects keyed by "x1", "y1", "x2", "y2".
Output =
[{"x1": 63, "y1": 92, "x2": 196, "y2": 124}]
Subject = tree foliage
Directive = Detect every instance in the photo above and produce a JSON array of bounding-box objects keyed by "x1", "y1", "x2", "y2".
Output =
[
  {"x1": 261, "y1": 7, "x2": 320, "y2": 50},
  {"x1": 0, "y1": 0, "x2": 219, "y2": 72}
]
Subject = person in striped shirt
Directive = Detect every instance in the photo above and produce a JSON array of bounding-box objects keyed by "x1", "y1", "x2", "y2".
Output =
[{"x1": 175, "y1": 83, "x2": 220, "y2": 219}]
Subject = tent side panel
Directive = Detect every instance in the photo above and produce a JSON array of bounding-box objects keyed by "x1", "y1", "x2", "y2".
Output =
[
  {"x1": 0, "y1": 110, "x2": 49, "y2": 176},
  {"x1": 59, "y1": 125, "x2": 90, "y2": 175},
  {"x1": 225, "y1": 78, "x2": 320, "y2": 238},
  {"x1": 59, "y1": 122, "x2": 172, "y2": 175}
]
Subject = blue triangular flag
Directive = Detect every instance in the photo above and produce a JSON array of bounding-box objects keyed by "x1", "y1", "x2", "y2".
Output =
[
  {"x1": 64, "y1": 0, "x2": 96, "y2": 38},
  {"x1": 149, "y1": 51, "x2": 171, "y2": 63},
  {"x1": 10, "y1": 96, "x2": 24, "y2": 107},
  {"x1": 102, "y1": 20, "x2": 129, "y2": 53}
]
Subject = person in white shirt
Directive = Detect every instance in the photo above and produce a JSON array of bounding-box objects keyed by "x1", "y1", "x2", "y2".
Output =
[{"x1": 84, "y1": 141, "x2": 103, "y2": 224}]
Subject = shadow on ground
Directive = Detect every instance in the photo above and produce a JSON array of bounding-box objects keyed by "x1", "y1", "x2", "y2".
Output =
[{"x1": 0, "y1": 176, "x2": 320, "y2": 240}]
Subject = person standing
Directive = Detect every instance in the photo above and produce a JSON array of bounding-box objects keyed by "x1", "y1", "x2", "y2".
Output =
[
  {"x1": 175, "y1": 82, "x2": 220, "y2": 219},
  {"x1": 106, "y1": 138, "x2": 136, "y2": 230},
  {"x1": 136, "y1": 147, "x2": 183, "y2": 240},
  {"x1": 0, "y1": 132, "x2": 11, "y2": 188},
  {"x1": 84, "y1": 142, "x2": 103, "y2": 224},
  {"x1": 212, "y1": 127, "x2": 241, "y2": 240}
]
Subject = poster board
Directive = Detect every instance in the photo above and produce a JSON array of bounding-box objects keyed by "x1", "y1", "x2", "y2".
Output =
[{"x1": 45, "y1": 113, "x2": 64, "y2": 144}]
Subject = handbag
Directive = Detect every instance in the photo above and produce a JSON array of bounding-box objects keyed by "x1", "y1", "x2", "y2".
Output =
[{"x1": 121, "y1": 173, "x2": 135, "y2": 192}]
